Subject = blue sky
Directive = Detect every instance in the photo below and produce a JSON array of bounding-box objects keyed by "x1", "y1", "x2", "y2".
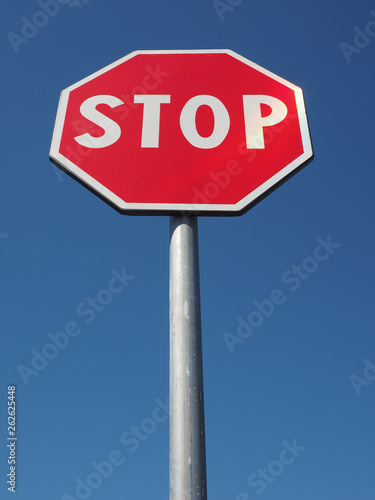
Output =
[{"x1": 1, "y1": 0, "x2": 375, "y2": 499}]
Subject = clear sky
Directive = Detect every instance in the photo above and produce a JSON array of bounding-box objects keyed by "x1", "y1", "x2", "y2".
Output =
[{"x1": 1, "y1": 0, "x2": 375, "y2": 499}]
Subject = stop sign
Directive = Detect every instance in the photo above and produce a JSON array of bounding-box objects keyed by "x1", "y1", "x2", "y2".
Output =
[{"x1": 49, "y1": 49, "x2": 313, "y2": 216}]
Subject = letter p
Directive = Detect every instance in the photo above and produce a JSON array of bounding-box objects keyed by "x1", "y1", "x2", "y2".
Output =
[{"x1": 243, "y1": 95, "x2": 288, "y2": 149}]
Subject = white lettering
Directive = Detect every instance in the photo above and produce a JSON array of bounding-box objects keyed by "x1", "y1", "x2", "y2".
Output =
[
  {"x1": 74, "y1": 93, "x2": 289, "y2": 150},
  {"x1": 74, "y1": 95, "x2": 124, "y2": 149},
  {"x1": 134, "y1": 94, "x2": 171, "y2": 147},
  {"x1": 180, "y1": 95, "x2": 230, "y2": 149},
  {"x1": 243, "y1": 95, "x2": 288, "y2": 149}
]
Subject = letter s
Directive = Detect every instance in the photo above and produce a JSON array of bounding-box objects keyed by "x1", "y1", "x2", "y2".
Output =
[
  {"x1": 74, "y1": 95, "x2": 124, "y2": 148},
  {"x1": 281, "y1": 270, "x2": 300, "y2": 292},
  {"x1": 76, "y1": 302, "x2": 95, "y2": 324},
  {"x1": 247, "y1": 473, "x2": 267, "y2": 494},
  {"x1": 120, "y1": 431, "x2": 139, "y2": 453}
]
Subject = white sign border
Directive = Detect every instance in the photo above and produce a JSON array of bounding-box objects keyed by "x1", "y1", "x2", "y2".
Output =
[{"x1": 49, "y1": 49, "x2": 313, "y2": 216}]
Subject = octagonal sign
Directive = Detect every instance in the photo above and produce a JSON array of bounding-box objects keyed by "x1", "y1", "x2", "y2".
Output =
[{"x1": 49, "y1": 49, "x2": 313, "y2": 216}]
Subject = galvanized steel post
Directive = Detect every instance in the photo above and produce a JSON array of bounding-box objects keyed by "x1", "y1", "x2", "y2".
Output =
[{"x1": 169, "y1": 216, "x2": 207, "y2": 499}]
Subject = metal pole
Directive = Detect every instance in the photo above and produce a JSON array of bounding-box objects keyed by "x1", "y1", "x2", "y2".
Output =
[{"x1": 169, "y1": 215, "x2": 207, "y2": 500}]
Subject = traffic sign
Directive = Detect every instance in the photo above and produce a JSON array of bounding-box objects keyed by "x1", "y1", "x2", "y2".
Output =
[{"x1": 49, "y1": 49, "x2": 313, "y2": 215}]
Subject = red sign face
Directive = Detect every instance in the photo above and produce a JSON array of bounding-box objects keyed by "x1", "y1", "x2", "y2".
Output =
[{"x1": 50, "y1": 50, "x2": 313, "y2": 215}]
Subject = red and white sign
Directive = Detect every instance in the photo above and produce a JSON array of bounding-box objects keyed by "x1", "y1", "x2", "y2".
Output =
[{"x1": 49, "y1": 49, "x2": 313, "y2": 215}]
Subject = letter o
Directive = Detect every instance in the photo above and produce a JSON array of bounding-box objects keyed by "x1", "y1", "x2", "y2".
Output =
[
  {"x1": 365, "y1": 20, "x2": 375, "y2": 37},
  {"x1": 247, "y1": 311, "x2": 263, "y2": 328},
  {"x1": 87, "y1": 473, "x2": 102, "y2": 489},
  {"x1": 268, "y1": 460, "x2": 284, "y2": 476},
  {"x1": 302, "y1": 257, "x2": 318, "y2": 273},
  {"x1": 97, "y1": 289, "x2": 113, "y2": 306},
  {"x1": 180, "y1": 95, "x2": 230, "y2": 149},
  {"x1": 42, "y1": 343, "x2": 59, "y2": 360},
  {"x1": 33, "y1": 11, "x2": 49, "y2": 27},
  {"x1": 141, "y1": 418, "x2": 157, "y2": 435}
]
